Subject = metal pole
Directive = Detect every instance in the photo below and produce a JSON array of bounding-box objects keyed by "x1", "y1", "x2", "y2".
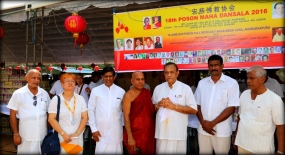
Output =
[
  {"x1": 33, "y1": 9, "x2": 37, "y2": 67},
  {"x1": 41, "y1": 7, "x2": 44, "y2": 65},
  {"x1": 26, "y1": 11, "x2": 29, "y2": 67}
]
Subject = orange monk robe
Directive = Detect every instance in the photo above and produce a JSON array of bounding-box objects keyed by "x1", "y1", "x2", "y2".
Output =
[{"x1": 123, "y1": 88, "x2": 156, "y2": 154}]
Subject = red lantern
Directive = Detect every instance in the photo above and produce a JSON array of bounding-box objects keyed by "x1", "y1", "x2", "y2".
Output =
[
  {"x1": 0, "y1": 26, "x2": 4, "y2": 38},
  {"x1": 94, "y1": 66, "x2": 99, "y2": 71},
  {"x1": 76, "y1": 32, "x2": 89, "y2": 55},
  {"x1": 35, "y1": 67, "x2": 41, "y2": 71},
  {"x1": 48, "y1": 66, "x2": 53, "y2": 71},
  {"x1": 64, "y1": 13, "x2": 86, "y2": 39},
  {"x1": 24, "y1": 66, "x2": 28, "y2": 71},
  {"x1": 15, "y1": 66, "x2": 20, "y2": 70},
  {"x1": 90, "y1": 63, "x2": 95, "y2": 68},
  {"x1": 8, "y1": 67, "x2": 12, "y2": 71},
  {"x1": 77, "y1": 66, "x2": 83, "y2": 71},
  {"x1": 64, "y1": 66, "x2": 67, "y2": 71}
]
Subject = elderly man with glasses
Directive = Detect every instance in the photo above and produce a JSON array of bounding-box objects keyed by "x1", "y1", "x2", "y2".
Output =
[{"x1": 7, "y1": 69, "x2": 51, "y2": 154}]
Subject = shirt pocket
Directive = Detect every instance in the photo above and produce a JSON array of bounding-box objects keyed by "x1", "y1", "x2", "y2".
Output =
[
  {"x1": 40, "y1": 101, "x2": 47, "y2": 111},
  {"x1": 256, "y1": 108, "x2": 271, "y2": 122},
  {"x1": 112, "y1": 98, "x2": 122, "y2": 109}
]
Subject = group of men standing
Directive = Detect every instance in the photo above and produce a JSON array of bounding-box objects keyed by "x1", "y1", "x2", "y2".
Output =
[{"x1": 7, "y1": 54, "x2": 284, "y2": 155}]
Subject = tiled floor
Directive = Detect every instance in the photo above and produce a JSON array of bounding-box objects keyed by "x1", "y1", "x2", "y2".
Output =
[{"x1": 0, "y1": 134, "x2": 17, "y2": 155}]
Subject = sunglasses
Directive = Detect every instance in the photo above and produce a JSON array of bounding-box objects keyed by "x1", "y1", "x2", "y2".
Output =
[{"x1": 33, "y1": 96, "x2": 37, "y2": 106}]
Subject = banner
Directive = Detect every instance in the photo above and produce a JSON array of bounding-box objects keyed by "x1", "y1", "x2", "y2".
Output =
[{"x1": 113, "y1": 1, "x2": 285, "y2": 71}]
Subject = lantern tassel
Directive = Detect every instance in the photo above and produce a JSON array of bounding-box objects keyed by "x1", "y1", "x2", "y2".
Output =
[{"x1": 74, "y1": 38, "x2": 77, "y2": 48}]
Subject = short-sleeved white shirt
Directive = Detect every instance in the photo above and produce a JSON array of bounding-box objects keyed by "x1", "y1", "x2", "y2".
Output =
[
  {"x1": 75, "y1": 84, "x2": 89, "y2": 106},
  {"x1": 7, "y1": 84, "x2": 51, "y2": 141},
  {"x1": 152, "y1": 80, "x2": 197, "y2": 140},
  {"x1": 264, "y1": 77, "x2": 284, "y2": 98},
  {"x1": 49, "y1": 80, "x2": 63, "y2": 95},
  {"x1": 195, "y1": 74, "x2": 240, "y2": 137},
  {"x1": 48, "y1": 93, "x2": 87, "y2": 141},
  {"x1": 235, "y1": 89, "x2": 285, "y2": 154}
]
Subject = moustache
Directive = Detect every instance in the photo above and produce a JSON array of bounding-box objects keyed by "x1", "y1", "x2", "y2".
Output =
[{"x1": 211, "y1": 70, "x2": 218, "y2": 72}]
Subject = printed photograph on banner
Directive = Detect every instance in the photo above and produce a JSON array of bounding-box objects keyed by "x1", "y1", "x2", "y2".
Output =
[
  {"x1": 157, "y1": 52, "x2": 161, "y2": 58},
  {"x1": 221, "y1": 50, "x2": 227, "y2": 56},
  {"x1": 152, "y1": 16, "x2": 162, "y2": 29},
  {"x1": 124, "y1": 38, "x2": 134, "y2": 50},
  {"x1": 189, "y1": 58, "x2": 193, "y2": 64},
  {"x1": 206, "y1": 50, "x2": 212, "y2": 56},
  {"x1": 245, "y1": 55, "x2": 250, "y2": 62},
  {"x1": 272, "y1": 2, "x2": 284, "y2": 19},
  {"x1": 272, "y1": 27, "x2": 285, "y2": 42},
  {"x1": 241, "y1": 48, "x2": 251, "y2": 55},
  {"x1": 251, "y1": 48, "x2": 257, "y2": 54},
  {"x1": 239, "y1": 56, "x2": 245, "y2": 62},
  {"x1": 234, "y1": 56, "x2": 240, "y2": 62},
  {"x1": 250, "y1": 55, "x2": 256, "y2": 62},
  {"x1": 161, "y1": 52, "x2": 165, "y2": 58},
  {"x1": 263, "y1": 47, "x2": 269, "y2": 54},
  {"x1": 154, "y1": 36, "x2": 163, "y2": 48},
  {"x1": 143, "y1": 17, "x2": 151, "y2": 30},
  {"x1": 197, "y1": 50, "x2": 202, "y2": 56},
  {"x1": 183, "y1": 51, "x2": 188, "y2": 57},
  {"x1": 274, "y1": 46, "x2": 282, "y2": 53},
  {"x1": 188, "y1": 51, "x2": 194, "y2": 57},
  {"x1": 193, "y1": 51, "x2": 197, "y2": 57},
  {"x1": 134, "y1": 37, "x2": 143, "y2": 50},
  {"x1": 114, "y1": 38, "x2": 124, "y2": 51},
  {"x1": 223, "y1": 56, "x2": 229, "y2": 62},
  {"x1": 161, "y1": 59, "x2": 166, "y2": 65},
  {"x1": 175, "y1": 52, "x2": 179, "y2": 58},
  {"x1": 133, "y1": 53, "x2": 138, "y2": 59},
  {"x1": 153, "y1": 53, "x2": 158, "y2": 58},
  {"x1": 205, "y1": 57, "x2": 208, "y2": 63},
  {"x1": 228, "y1": 56, "x2": 233, "y2": 62},
  {"x1": 177, "y1": 58, "x2": 183, "y2": 64},
  {"x1": 196, "y1": 57, "x2": 202, "y2": 63},
  {"x1": 146, "y1": 53, "x2": 149, "y2": 59},
  {"x1": 255, "y1": 55, "x2": 262, "y2": 61},
  {"x1": 149, "y1": 53, "x2": 154, "y2": 59},
  {"x1": 174, "y1": 58, "x2": 178, "y2": 64},
  {"x1": 256, "y1": 47, "x2": 263, "y2": 54},
  {"x1": 124, "y1": 54, "x2": 133, "y2": 60},
  {"x1": 165, "y1": 52, "x2": 170, "y2": 58},
  {"x1": 179, "y1": 51, "x2": 184, "y2": 57},
  {"x1": 226, "y1": 49, "x2": 231, "y2": 55},
  {"x1": 183, "y1": 58, "x2": 189, "y2": 64},
  {"x1": 269, "y1": 47, "x2": 275, "y2": 53},
  {"x1": 201, "y1": 57, "x2": 206, "y2": 63},
  {"x1": 144, "y1": 37, "x2": 154, "y2": 50},
  {"x1": 170, "y1": 52, "x2": 174, "y2": 58},
  {"x1": 213, "y1": 50, "x2": 218, "y2": 55},
  {"x1": 262, "y1": 55, "x2": 269, "y2": 61}
]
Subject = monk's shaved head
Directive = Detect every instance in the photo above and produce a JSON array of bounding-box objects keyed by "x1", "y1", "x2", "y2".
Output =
[
  {"x1": 132, "y1": 70, "x2": 144, "y2": 79},
  {"x1": 26, "y1": 69, "x2": 41, "y2": 77}
]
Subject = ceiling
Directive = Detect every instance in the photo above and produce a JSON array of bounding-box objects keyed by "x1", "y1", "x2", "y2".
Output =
[{"x1": 0, "y1": 0, "x2": 215, "y2": 66}]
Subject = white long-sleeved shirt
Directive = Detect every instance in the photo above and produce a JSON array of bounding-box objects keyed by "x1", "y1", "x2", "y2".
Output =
[{"x1": 88, "y1": 84, "x2": 125, "y2": 144}]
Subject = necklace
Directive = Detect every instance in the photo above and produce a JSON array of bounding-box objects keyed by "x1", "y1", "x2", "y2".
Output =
[{"x1": 63, "y1": 96, "x2": 77, "y2": 125}]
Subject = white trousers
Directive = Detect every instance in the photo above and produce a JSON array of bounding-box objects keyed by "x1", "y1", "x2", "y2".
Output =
[
  {"x1": 198, "y1": 133, "x2": 230, "y2": 155},
  {"x1": 238, "y1": 146, "x2": 254, "y2": 155},
  {"x1": 95, "y1": 141, "x2": 122, "y2": 154},
  {"x1": 156, "y1": 139, "x2": 186, "y2": 154},
  {"x1": 17, "y1": 138, "x2": 42, "y2": 155}
]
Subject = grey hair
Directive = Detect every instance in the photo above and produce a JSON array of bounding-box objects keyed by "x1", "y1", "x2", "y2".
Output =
[{"x1": 246, "y1": 65, "x2": 267, "y2": 78}]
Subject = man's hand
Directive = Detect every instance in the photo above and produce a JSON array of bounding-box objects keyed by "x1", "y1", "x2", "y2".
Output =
[
  {"x1": 13, "y1": 134, "x2": 21, "y2": 145},
  {"x1": 162, "y1": 98, "x2": 175, "y2": 110},
  {"x1": 201, "y1": 120, "x2": 216, "y2": 135},
  {"x1": 92, "y1": 131, "x2": 101, "y2": 142},
  {"x1": 85, "y1": 87, "x2": 91, "y2": 94},
  {"x1": 127, "y1": 137, "x2": 136, "y2": 152},
  {"x1": 157, "y1": 98, "x2": 167, "y2": 108},
  {"x1": 62, "y1": 133, "x2": 72, "y2": 143}
]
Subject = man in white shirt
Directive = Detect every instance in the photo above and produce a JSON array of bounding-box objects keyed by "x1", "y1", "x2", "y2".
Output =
[
  {"x1": 88, "y1": 66, "x2": 125, "y2": 154},
  {"x1": 272, "y1": 28, "x2": 285, "y2": 42},
  {"x1": 152, "y1": 62, "x2": 197, "y2": 154},
  {"x1": 195, "y1": 55, "x2": 240, "y2": 154},
  {"x1": 88, "y1": 71, "x2": 103, "y2": 91},
  {"x1": 144, "y1": 37, "x2": 154, "y2": 50},
  {"x1": 49, "y1": 71, "x2": 65, "y2": 98},
  {"x1": 234, "y1": 65, "x2": 284, "y2": 154},
  {"x1": 8, "y1": 69, "x2": 51, "y2": 154},
  {"x1": 272, "y1": 2, "x2": 284, "y2": 18},
  {"x1": 114, "y1": 39, "x2": 124, "y2": 51}
]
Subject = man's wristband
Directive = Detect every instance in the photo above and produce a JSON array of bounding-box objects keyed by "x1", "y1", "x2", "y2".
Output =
[{"x1": 277, "y1": 150, "x2": 284, "y2": 154}]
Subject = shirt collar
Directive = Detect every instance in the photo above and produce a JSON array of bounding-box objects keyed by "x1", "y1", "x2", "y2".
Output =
[
  {"x1": 208, "y1": 73, "x2": 226, "y2": 83},
  {"x1": 103, "y1": 83, "x2": 115, "y2": 89},
  {"x1": 23, "y1": 84, "x2": 41, "y2": 95},
  {"x1": 165, "y1": 80, "x2": 178, "y2": 89}
]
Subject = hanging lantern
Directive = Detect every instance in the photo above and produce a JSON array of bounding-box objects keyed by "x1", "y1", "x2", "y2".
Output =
[
  {"x1": 15, "y1": 65, "x2": 20, "y2": 70},
  {"x1": 48, "y1": 66, "x2": 53, "y2": 71},
  {"x1": 61, "y1": 63, "x2": 65, "y2": 71},
  {"x1": 64, "y1": 66, "x2": 67, "y2": 71},
  {"x1": 90, "y1": 63, "x2": 95, "y2": 69},
  {"x1": 64, "y1": 13, "x2": 86, "y2": 48},
  {"x1": 77, "y1": 66, "x2": 83, "y2": 71},
  {"x1": 35, "y1": 67, "x2": 41, "y2": 71},
  {"x1": 76, "y1": 32, "x2": 89, "y2": 55},
  {"x1": 0, "y1": 26, "x2": 4, "y2": 38},
  {"x1": 94, "y1": 66, "x2": 99, "y2": 71}
]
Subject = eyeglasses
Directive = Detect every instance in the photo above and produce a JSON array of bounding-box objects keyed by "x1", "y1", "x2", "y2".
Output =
[
  {"x1": 64, "y1": 80, "x2": 75, "y2": 83},
  {"x1": 33, "y1": 96, "x2": 37, "y2": 106}
]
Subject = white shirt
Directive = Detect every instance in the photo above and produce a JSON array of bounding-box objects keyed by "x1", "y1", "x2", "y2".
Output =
[
  {"x1": 188, "y1": 85, "x2": 198, "y2": 128},
  {"x1": 125, "y1": 45, "x2": 133, "y2": 50},
  {"x1": 195, "y1": 74, "x2": 240, "y2": 137},
  {"x1": 88, "y1": 84, "x2": 125, "y2": 144},
  {"x1": 152, "y1": 81, "x2": 197, "y2": 140},
  {"x1": 235, "y1": 89, "x2": 285, "y2": 154},
  {"x1": 48, "y1": 93, "x2": 87, "y2": 142},
  {"x1": 272, "y1": 33, "x2": 285, "y2": 42},
  {"x1": 264, "y1": 76, "x2": 284, "y2": 98},
  {"x1": 75, "y1": 84, "x2": 89, "y2": 105},
  {"x1": 115, "y1": 46, "x2": 124, "y2": 51},
  {"x1": 89, "y1": 78, "x2": 103, "y2": 90},
  {"x1": 135, "y1": 45, "x2": 143, "y2": 50},
  {"x1": 49, "y1": 80, "x2": 63, "y2": 95},
  {"x1": 144, "y1": 44, "x2": 154, "y2": 50},
  {"x1": 7, "y1": 84, "x2": 51, "y2": 141},
  {"x1": 272, "y1": 13, "x2": 284, "y2": 18}
]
